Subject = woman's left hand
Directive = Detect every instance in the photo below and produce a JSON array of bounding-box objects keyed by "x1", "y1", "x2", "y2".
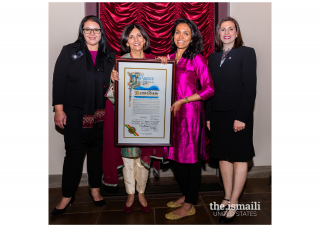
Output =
[
  {"x1": 233, "y1": 120, "x2": 245, "y2": 132},
  {"x1": 170, "y1": 99, "x2": 185, "y2": 117}
]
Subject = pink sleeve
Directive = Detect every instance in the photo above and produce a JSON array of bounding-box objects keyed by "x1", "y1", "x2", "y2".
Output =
[{"x1": 193, "y1": 55, "x2": 215, "y2": 101}]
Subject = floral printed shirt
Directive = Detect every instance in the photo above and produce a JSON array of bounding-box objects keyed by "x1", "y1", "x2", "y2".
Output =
[{"x1": 106, "y1": 53, "x2": 141, "y2": 158}]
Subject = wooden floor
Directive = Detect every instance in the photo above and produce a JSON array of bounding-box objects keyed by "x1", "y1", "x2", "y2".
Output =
[{"x1": 49, "y1": 175, "x2": 271, "y2": 224}]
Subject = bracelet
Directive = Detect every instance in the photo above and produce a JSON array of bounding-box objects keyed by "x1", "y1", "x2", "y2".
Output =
[{"x1": 184, "y1": 97, "x2": 189, "y2": 104}]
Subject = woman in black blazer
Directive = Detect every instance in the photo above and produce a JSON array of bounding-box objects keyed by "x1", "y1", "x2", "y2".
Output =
[
  {"x1": 206, "y1": 17, "x2": 257, "y2": 223},
  {"x1": 51, "y1": 15, "x2": 115, "y2": 216}
]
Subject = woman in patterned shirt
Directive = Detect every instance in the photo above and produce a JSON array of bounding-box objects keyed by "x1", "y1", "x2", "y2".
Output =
[{"x1": 102, "y1": 23, "x2": 166, "y2": 214}]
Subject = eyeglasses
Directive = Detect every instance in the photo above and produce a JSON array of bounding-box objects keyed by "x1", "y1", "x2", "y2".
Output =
[{"x1": 83, "y1": 28, "x2": 101, "y2": 34}]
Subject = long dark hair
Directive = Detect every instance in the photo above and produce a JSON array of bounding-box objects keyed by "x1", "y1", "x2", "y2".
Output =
[
  {"x1": 120, "y1": 23, "x2": 151, "y2": 53},
  {"x1": 215, "y1": 16, "x2": 244, "y2": 52},
  {"x1": 75, "y1": 15, "x2": 113, "y2": 62},
  {"x1": 171, "y1": 18, "x2": 203, "y2": 60}
]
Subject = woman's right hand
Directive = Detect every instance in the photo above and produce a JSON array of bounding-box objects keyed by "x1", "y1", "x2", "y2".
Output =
[
  {"x1": 206, "y1": 121, "x2": 210, "y2": 131},
  {"x1": 54, "y1": 105, "x2": 67, "y2": 129},
  {"x1": 111, "y1": 70, "x2": 119, "y2": 82},
  {"x1": 157, "y1": 54, "x2": 170, "y2": 64}
]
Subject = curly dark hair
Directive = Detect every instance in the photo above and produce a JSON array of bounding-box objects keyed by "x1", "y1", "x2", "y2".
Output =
[
  {"x1": 120, "y1": 23, "x2": 150, "y2": 53},
  {"x1": 171, "y1": 18, "x2": 203, "y2": 60},
  {"x1": 75, "y1": 15, "x2": 113, "y2": 62}
]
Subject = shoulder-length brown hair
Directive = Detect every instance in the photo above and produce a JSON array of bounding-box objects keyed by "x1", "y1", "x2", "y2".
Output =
[
  {"x1": 215, "y1": 16, "x2": 244, "y2": 52},
  {"x1": 120, "y1": 23, "x2": 150, "y2": 52}
]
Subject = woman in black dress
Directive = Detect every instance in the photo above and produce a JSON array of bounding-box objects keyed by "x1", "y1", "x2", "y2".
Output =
[
  {"x1": 51, "y1": 15, "x2": 115, "y2": 216},
  {"x1": 206, "y1": 16, "x2": 257, "y2": 223}
]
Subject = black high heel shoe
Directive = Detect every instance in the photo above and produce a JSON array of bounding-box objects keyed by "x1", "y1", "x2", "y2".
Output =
[
  {"x1": 50, "y1": 196, "x2": 75, "y2": 216},
  {"x1": 219, "y1": 202, "x2": 239, "y2": 223},
  {"x1": 89, "y1": 189, "x2": 105, "y2": 207},
  {"x1": 213, "y1": 198, "x2": 230, "y2": 212}
]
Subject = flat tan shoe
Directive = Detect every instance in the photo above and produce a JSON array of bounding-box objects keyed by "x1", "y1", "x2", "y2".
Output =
[
  {"x1": 165, "y1": 206, "x2": 196, "y2": 220},
  {"x1": 167, "y1": 201, "x2": 183, "y2": 208}
]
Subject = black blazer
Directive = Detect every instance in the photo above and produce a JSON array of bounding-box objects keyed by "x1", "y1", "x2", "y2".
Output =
[
  {"x1": 52, "y1": 42, "x2": 115, "y2": 108},
  {"x1": 206, "y1": 46, "x2": 257, "y2": 123}
]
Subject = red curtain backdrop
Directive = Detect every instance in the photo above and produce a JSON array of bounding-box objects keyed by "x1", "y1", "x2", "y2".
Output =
[
  {"x1": 100, "y1": 2, "x2": 214, "y2": 162},
  {"x1": 100, "y1": 2, "x2": 214, "y2": 59}
]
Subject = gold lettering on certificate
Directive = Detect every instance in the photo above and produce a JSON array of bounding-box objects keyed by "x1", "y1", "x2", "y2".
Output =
[{"x1": 134, "y1": 90, "x2": 159, "y2": 97}]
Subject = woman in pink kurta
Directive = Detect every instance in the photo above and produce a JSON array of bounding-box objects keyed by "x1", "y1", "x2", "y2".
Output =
[
  {"x1": 165, "y1": 53, "x2": 214, "y2": 163},
  {"x1": 164, "y1": 19, "x2": 215, "y2": 220}
]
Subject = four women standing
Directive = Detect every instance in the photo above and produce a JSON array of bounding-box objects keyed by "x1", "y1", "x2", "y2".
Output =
[{"x1": 52, "y1": 15, "x2": 257, "y2": 223}]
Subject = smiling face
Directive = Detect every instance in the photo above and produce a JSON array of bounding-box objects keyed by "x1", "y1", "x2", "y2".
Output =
[
  {"x1": 219, "y1": 21, "x2": 237, "y2": 47},
  {"x1": 83, "y1": 20, "x2": 101, "y2": 50},
  {"x1": 126, "y1": 28, "x2": 146, "y2": 52},
  {"x1": 174, "y1": 23, "x2": 192, "y2": 50}
]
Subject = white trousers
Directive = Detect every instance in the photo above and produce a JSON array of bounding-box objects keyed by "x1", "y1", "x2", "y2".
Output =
[{"x1": 122, "y1": 157, "x2": 149, "y2": 194}]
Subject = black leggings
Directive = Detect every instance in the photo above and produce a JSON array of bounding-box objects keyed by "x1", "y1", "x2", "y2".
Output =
[
  {"x1": 62, "y1": 105, "x2": 103, "y2": 197},
  {"x1": 170, "y1": 114, "x2": 203, "y2": 205}
]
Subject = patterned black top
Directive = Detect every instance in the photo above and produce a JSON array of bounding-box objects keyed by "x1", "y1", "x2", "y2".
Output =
[{"x1": 220, "y1": 49, "x2": 231, "y2": 67}]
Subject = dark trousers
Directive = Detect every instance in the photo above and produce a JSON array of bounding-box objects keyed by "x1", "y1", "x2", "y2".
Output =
[
  {"x1": 170, "y1": 114, "x2": 203, "y2": 205},
  {"x1": 62, "y1": 105, "x2": 103, "y2": 197}
]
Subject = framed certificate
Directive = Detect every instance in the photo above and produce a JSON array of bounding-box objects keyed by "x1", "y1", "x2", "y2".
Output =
[{"x1": 114, "y1": 58, "x2": 176, "y2": 147}]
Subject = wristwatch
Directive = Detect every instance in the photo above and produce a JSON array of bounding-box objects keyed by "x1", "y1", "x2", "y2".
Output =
[{"x1": 184, "y1": 97, "x2": 189, "y2": 104}]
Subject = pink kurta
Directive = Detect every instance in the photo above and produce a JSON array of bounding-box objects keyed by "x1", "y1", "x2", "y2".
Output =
[{"x1": 164, "y1": 53, "x2": 215, "y2": 163}]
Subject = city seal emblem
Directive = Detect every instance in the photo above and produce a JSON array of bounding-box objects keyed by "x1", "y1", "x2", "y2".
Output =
[{"x1": 128, "y1": 127, "x2": 136, "y2": 134}]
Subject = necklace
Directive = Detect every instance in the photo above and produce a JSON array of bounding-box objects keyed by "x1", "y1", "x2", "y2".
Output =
[{"x1": 175, "y1": 53, "x2": 183, "y2": 61}]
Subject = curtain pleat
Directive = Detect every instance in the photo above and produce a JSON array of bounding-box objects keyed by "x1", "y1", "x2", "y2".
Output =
[{"x1": 100, "y1": 2, "x2": 214, "y2": 59}]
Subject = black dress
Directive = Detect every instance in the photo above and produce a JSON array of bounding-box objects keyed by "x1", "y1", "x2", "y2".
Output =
[{"x1": 206, "y1": 46, "x2": 257, "y2": 162}]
